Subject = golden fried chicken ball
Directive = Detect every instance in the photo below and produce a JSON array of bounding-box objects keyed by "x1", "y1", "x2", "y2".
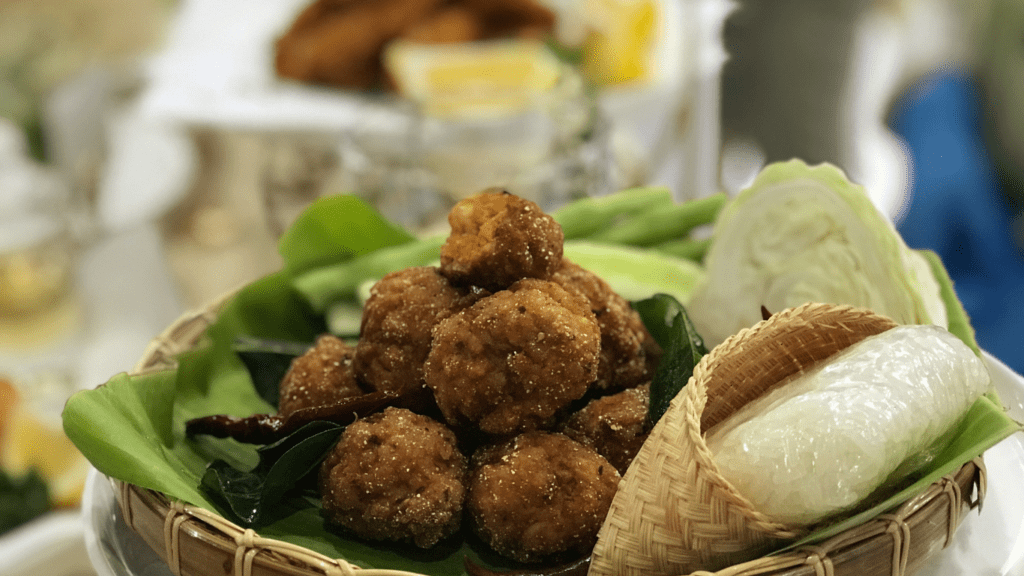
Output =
[
  {"x1": 424, "y1": 278, "x2": 600, "y2": 435},
  {"x1": 279, "y1": 334, "x2": 364, "y2": 417},
  {"x1": 355, "y1": 266, "x2": 486, "y2": 407},
  {"x1": 439, "y1": 189, "x2": 564, "y2": 291},
  {"x1": 551, "y1": 260, "x2": 661, "y2": 391},
  {"x1": 467, "y1": 431, "x2": 620, "y2": 563},
  {"x1": 319, "y1": 407, "x2": 467, "y2": 548},
  {"x1": 559, "y1": 383, "x2": 650, "y2": 475}
]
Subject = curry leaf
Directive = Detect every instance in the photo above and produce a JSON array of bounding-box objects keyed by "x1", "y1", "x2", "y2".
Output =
[
  {"x1": 634, "y1": 293, "x2": 709, "y2": 426},
  {"x1": 234, "y1": 337, "x2": 312, "y2": 407},
  {"x1": 201, "y1": 420, "x2": 343, "y2": 527}
]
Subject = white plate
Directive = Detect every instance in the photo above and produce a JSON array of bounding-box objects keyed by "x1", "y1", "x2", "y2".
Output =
[
  {"x1": 81, "y1": 352, "x2": 1024, "y2": 576},
  {"x1": 917, "y1": 352, "x2": 1024, "y2": 576},
  {"x1": 0, "y1": 509, "x2": 95, "y2": 576}
]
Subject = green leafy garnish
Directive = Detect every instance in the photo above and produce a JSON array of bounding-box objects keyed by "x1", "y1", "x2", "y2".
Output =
[
  {"x1": 917, "y1": 249, "x2": 980, "y2": 355},
  {"x1": 278, "y1": 194, "x2": 415, "y2": 275},
  {"x1": 633, "y1": 294, "x2": 708, "y2": 426},
  {"x1": 562, "y1": 241, "x2": 704, "y2": 304},
  {"x1": 202, "y1": 420, "x2": 343, "y2": 527},
  {"x1": 551, "y1": 186, "x2": 674, "y2": 239},
  {"x1": 586, "y1": 192, "x2": 727, "y2": 247},
  {"x1": 234, "y1": 337, "x2": 312, "y2": 408},
  {"x1": 0, "y1": 469, "x2": 51, "y2": 534}
]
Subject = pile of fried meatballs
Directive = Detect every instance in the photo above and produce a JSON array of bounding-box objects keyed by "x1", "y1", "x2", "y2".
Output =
[{"x1": 278, "y1": 189, "x2": 661, "y2": 564}]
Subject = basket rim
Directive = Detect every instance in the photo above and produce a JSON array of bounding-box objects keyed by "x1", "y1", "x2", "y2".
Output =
[{"x1": 110, "y1": 458, "x2": 985, "y2": 576}]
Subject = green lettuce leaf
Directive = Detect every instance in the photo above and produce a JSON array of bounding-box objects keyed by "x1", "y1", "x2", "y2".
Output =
[{"x1": 917, "y1": 248, "x2": 980, "y2": 355}]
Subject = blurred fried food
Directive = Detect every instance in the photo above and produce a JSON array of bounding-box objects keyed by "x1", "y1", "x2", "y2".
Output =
[
  {"x1": 460, "y1": 0, "x2": 555, "y2": 38},
  {"x1": 400, "y1": 5, "x2": 483, "y2": 44},
  {"x1": 275, "y1": 0, "x2": 444, "y2": 89},
  {"x1": 274, "y1": 0, "x2": 556, "y2": 90}
]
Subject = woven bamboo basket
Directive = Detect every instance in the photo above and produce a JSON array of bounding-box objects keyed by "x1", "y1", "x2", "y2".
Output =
[
  {"x1": 112, "y1": 298, "x2": 986, "y2": 576},
  {"x1": 589, "y1": 302, "x2": 986, "y2": 576}
]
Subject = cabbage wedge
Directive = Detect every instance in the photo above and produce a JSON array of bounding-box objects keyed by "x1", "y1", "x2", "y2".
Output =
[{"x1": 690, "y1": 160, "x2": 948, "y2": 346}]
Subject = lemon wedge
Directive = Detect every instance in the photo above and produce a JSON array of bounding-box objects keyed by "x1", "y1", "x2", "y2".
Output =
[
  {"x1": 0, "y1": 376, "x2": 88, "y2": 508},
  {"x1": 578, "y1": 0, "x2": 657, "y2": 86},
  {"x1": 384, "y1": 38, "x2": 564, "y2": 118}
]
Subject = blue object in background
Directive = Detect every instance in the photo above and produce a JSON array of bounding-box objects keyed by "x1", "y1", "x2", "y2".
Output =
[{"x1": 889, "y1": 71, "x2": 1024, "y2": 374}]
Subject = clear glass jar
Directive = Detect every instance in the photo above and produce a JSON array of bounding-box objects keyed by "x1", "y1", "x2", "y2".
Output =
[
  {"x1": 0, "y1": 123, "x2": 83, "y2": 356},
  {"x1": 262, "y1": 65, "x2": 613, "y2": 235},
  {"x1": 343, "y1": 65, "x2": 610, "y2": 230}
]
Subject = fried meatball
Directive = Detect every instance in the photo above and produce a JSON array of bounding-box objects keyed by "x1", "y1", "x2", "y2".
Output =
[
  {"x1": 355, "y1": 266, "x2": 485, "y2": 406},
  {"x1": 559, "y1": 383, "x2": 651, "y2": 475},
  {"x1": 319, "y1": 407, "x2": 467, "y2": 548},
  {"x1": 439, "y1": 189, "x2": 564, "y2": 291},
  {"x1": 279, "y1": 334, "x2": 363, "y2": 417},
  {"x1": 467, "y1": 432, "x2": 620, "y2": 563},
  {"x1": 424, "y1": 278, "x2": 600, "y2": 435},
  {"x1": 551, "y1": 260, "x2": 660, "y2": 391}
]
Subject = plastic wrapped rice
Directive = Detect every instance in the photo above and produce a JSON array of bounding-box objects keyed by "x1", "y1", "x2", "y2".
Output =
[{"x1": 705, "y1": 324, "x2": 990, "y2": 526}]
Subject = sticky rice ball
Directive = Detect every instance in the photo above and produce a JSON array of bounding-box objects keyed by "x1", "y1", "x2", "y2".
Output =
[
  {"x1": 424, "y1": 278, "x2": 600, "y2": 436},
  {"x1": 279, "y1": 334, "x2": 363, "y2": 417},
  {"x1": 467, "y1": 431, "x2": 620, "y2": 563},
  {"x1": 439, "y1": 188, "x2": 564, "y2": 291},
  {"x1": 318, "y1": 407, "x2": 467, "y2": 548}
]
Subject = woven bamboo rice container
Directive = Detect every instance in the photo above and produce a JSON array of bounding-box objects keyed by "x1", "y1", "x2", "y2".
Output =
[
  {"x1": 113, "y1": 299, "x2": 986, "y2": 576},
  {"x1": 589, "y1": 302, "x2": 985, "y2": 576}
]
